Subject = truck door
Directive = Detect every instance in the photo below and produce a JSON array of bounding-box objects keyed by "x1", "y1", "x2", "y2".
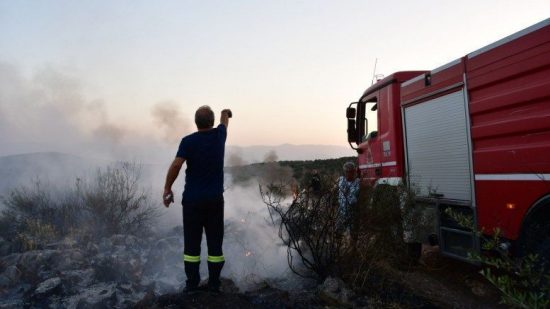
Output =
[
  {"x1": 401, "y1": 60, "x2": 478, "y2": 261},
  {"x1": 357, "y1": 96, "x2": 382, "y2": 183}
]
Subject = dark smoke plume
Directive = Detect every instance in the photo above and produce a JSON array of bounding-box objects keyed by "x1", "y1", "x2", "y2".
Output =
[{"x1": 151, "y1": 101, "x2": 190, "y2": 144}]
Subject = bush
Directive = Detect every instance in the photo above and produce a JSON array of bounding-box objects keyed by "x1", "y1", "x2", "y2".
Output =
[
  {"x1": 0, "y1": 162, "x2": 158, "y2": 250},
  {"x1": 261, "y1": 180, "x2": 352, "y2": 280},
  {"x1": 446, "y1": 208, "x2": 550, "y2": 308},
  {"x1": 260, "y1": 178, "x2": 424, "y2": 282},
  {"x1": 79, "y1": 162, "x2": 158, "y2": 237}
]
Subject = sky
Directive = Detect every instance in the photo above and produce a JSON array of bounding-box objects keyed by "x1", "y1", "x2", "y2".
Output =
[{"x1": 1, "y1": 1, "x2": 549, "y2": 154}]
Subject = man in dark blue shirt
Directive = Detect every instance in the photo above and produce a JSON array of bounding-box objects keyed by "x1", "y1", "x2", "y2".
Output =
[{"x1": 163, "y1": 105, "x2": 231, "y2": 293}]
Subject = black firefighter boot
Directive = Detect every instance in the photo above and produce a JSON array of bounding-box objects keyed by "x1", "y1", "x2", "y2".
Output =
[
  {"x1": 184, "y1": 261, "x2": 201, "y2": 294},
  {"x1": 207, "y1": 260, "x2": 225, "y2": 293}
]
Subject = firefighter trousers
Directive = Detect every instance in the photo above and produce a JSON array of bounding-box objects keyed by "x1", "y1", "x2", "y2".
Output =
[{"x1": 182, "y1": 196, "x2": 224, "y2": 289}]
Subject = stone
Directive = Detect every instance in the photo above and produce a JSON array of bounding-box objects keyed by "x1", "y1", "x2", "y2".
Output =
[
  {"x1": 0, "y1": 274, "x2": 10, "y2": 287},
  {"x1": 92, "y1": 249, "x2": 143, "y2": 283},
  {"x1": 318, "y1": 277, "x2": 355, "y2": 307},
  {"x1": 245, "y1": 286, "x2": 290, "y2": 308},
  {"x1": 110, "y1": 234, "x2": 128, "y2": 246},
  {"x1": 86, "y1": 242, "x2": 99, "y2": 255},
  {"x1": 61, "y1": 268, "x2": 95, "y2": 289},
  {"x1": 0, "y1": 298, "x2": 24, "y2": 308},
  {"x1": 98, "y1": 238, "x2": 112, "y2": 252},
  {"x1": 34, "y1": 277, "x2": 62, "y2": 298},
  {"x1": 73, "y1": 283, "x2": 118, "y2": 309},
  {"x1": 18, "y1": 250, "x2": 61, "y2": 274},
  {"x1": 466, "y1": 279, "x2": 488, "y2": 297},
  {"x1": 0, "y1": 238, "x2": 13, "y2": 256},
  {"x1": 124, "y1": 235, "x2": 140, "y2": 248},
  {"x1": 55, "y1": 249, "x2": 86, "y2": 271},
  {"x1": 45, "y1": 237, "x2": 77, "y2": 250},
  {"x1": 3, "y1": 265, "x2": 21, "y2": 283},
  {"x1": 0, "y1": 253, "x2": 21, "y2": 268}
]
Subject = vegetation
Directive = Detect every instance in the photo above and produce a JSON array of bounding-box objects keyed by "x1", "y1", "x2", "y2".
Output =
[
  {"x1": 228, "y1": 156, "x2": 355, "y2": 189},
  {"x1": 0, "y1": 162, "x2": 158, "y2": 251},
  {"x1": 261, "y1": 180, "x2": 350, "y2": 279},
  {"x1": 260, "y1": 173, "x2": 426, "y2": 285},
  {"x1": 446, "y1": 208, "x2": 550, "y2": 308}
]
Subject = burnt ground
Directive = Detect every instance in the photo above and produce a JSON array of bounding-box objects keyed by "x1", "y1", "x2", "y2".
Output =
[
  {"x1": 136, "y1": 245, "x2": 505, "y2": 308},
  {"x1": 386, "y1": 244, "x2": 505, "y2": 308},
  {"x1": 134, "y1": 279, "x2": 321, "y2": 309}
]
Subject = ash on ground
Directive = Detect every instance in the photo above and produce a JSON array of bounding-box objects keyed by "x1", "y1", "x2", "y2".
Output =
[{"x1": 0, "y1": 226, "x2": 322, "y2": 308}]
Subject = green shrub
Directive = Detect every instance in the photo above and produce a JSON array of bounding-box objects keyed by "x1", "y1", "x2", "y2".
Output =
[{"x1": 446, "y1": 208, "x2": 550, "y2": 308}]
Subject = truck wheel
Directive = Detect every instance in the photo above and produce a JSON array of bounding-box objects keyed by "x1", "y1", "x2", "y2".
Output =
[
  {"x1": 407, "y1": 242, "x2": 422, "y2": 261},
  {"x1": 518, "y1": 206, "x2": 550, "y2": 258},
  {"x1": 535, "y1": 239, "x2": 550, "y2": 274}
]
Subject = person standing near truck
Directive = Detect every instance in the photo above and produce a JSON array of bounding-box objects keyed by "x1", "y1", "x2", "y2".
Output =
[
  {"x1": 337, "y1": 162, "x2": 360, "y2": 234},
  {"x1": 163, "y1": 105, "x2": 232, "y2": 293}
]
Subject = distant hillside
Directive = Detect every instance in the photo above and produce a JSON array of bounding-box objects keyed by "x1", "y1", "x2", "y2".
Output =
[
  {"x1": 226, "y1": 144, "x2": 354, "y2": 164},
  {"x1": 226, "y1": 156, "x2": 356, "y2": 188},
  {"x1": 0, "y1": 152, "x2": 106, "y2": 195},
  {"x1": 0, "y1": 149, "x2": 357, "y2": 197}
]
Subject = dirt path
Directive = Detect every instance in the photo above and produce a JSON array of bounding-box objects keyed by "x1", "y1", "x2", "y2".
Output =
[{"x1": 392, "y1": 245, "x2": 505, "y2": 308}]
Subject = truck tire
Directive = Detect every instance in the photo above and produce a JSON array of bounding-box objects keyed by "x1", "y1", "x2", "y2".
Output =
[
  {"x1": 518, "y1": 197, "x2": 550, "y2": 258},
  {"x1": 535, "y1": 239, "x2": 550, "y2": 274},
  {"x1": 407, "y1": 242, "x2": 422, "y2": 261}
]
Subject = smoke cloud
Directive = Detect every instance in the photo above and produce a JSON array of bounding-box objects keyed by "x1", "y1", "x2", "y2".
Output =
[
  {"x1": 227, "y1": 148, "x2": 248, "y2": 167},
  {"x1": 151, "y1": 101, "x2": 190, "y2": 144},
  {"x1": 213, "y1": 182, "x2": 296, "y2": 290},
  {"x1": 0, "y1": 62, "x2": 133, "y2": 159},
  {"x1": 0, "y1": 61, "x2": 303, "y2": 291},
  {"x1": 263, "y1": 150, "x2": 278, "y2": 163}
]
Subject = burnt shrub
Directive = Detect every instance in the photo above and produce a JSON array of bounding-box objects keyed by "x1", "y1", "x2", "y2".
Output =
[
  {"x1": 78, "y1": 162, "x2": 158, "y2": 238},
  {"x1": 0, "y1": 182, "x2": 70, "y2": 251},
  {"x1": 0, "y1": 162, "x2": 158, "y2": 251},
  {"x1": 261, "y1": 176, "x2": 425, "y2": 282},
  {"x1": 261, "y1": 180, "x2": 351, "y2": 280}
]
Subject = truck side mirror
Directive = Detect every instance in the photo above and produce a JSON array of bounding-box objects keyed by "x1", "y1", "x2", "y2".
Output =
[
  {"x1": 347, "y1": 119, "x2": 357, "y2": 143},
  {"x1": 346, "y1": 107, "x2": 356, "y2": 119}
]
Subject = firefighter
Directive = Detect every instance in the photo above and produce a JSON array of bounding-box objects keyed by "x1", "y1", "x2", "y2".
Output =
[
  {"x1": 163, "y1": 106, "x2": 231, "y2": 293},
  {"x1": 309, "y1": 169, "x2": 321, "y2": 195}
]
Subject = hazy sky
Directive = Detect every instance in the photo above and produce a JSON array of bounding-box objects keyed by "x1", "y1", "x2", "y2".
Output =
[{"x1": 1, "y1": 1, "x2": 549, "y2": 150}]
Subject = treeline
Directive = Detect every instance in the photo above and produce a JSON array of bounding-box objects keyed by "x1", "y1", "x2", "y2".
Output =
[{"x1": 227, "y1": 156, "x2": 356, "y2": 188}]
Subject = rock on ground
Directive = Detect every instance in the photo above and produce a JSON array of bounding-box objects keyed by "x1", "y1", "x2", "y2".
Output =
[
  {"x1": 33, "y1": 277, "x2": 62, "y2": 298},
  {"x1": 318, "y1": 277, "x2": 355, "y2": 307}
]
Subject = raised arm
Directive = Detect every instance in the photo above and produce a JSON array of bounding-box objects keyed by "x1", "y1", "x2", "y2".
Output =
[
  {"x1": 163, "y1": 157, "x2": 185, "y2": 207},
  {"x1": 220, "y1": 109, "x2": 232, "y2": 128}
]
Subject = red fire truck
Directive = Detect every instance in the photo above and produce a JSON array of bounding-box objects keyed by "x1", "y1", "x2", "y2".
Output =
[{"x1": 346, "y1": 19, "x2": 550, "y2": 260}]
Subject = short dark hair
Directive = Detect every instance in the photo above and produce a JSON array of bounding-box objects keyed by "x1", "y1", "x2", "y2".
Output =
[
  {"x1": 343, "y1": 161, "x2": 356, "y2": 172},
  {"x1": 195, "y1": 106, "x2": 214, "y2": 129}
]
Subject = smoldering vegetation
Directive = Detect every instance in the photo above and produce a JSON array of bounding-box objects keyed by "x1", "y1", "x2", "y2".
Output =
[
  {"x1": 259, "y1": 177, "x2": 436, "y2": 307},
  {"x1": 0, "y1": 61, "x2": 449, "y2": 307},
  {"x1": 0, "y1": 157, "x2": 307, "y2": 308}
]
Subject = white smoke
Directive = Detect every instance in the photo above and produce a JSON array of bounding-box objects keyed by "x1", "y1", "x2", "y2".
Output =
[
  {"x1": 0, "y1": 62, "x2": 183, "y2": 164},
  {"x1": 0, "y1": 61, "x2": 305, "y2": 291},
  {"x1": 220, "y1": 181, "x2": 293, "y2": 290}
]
